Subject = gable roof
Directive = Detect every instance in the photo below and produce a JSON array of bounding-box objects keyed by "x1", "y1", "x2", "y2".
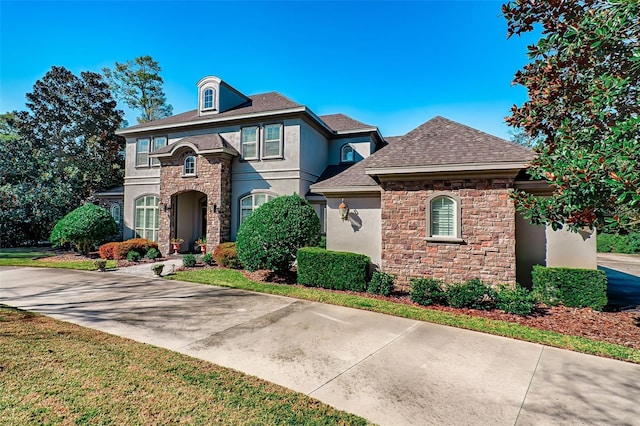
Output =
[
  {"x1": 152, "y1": 133, "x2": 238, "y2": 157},
  {"x1": 319, "y1": 113, "x2": 375, "y2": 133},
  {"x1": 365, "y1": 116, "x2": 534, "y2": 171},
  {"x1": 311, "y1": 116, "x2": 535, "y2": 193},
  {"x1": 118, "y1": 92, "x2": 304, "y2": 135}
]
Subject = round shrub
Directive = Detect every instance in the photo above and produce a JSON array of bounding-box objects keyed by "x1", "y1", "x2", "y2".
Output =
[
  {"x1": 49, "y1": 204, "x2": 117, "y2": 254},
  {"x1": 367, "y1": 271, "x2": 396, "y2": 296},
  {"x1": 145, "y1": 247, "x2": 161, "y2": 260},
  {"x1": 182, "y1": 254, "x2": 197, "y2": 267},
  {"x1": 99, "y1": 242, "x2": 120, "y2": 260},
  {"x1": 495, "y1": 284, "x2": 535, "y2": 315},
  {"x1": 446, "y1": 278, "x2": 496, "y2": 310},
  {"x1": 213, "y1": 242, "x2": 241, "y2": 269},
  {"x1": 236, "y1": 194, "x2": 320, "y2": 272},
  {"x1": 409, "y1": 278, "x2": 447, "y2": 306},
  {"x1": 201, "y1": 253, "x2": 214, "y2": 266},
  {"x1": 126, "y1": 250, "x2": 141, "y2": 262}
]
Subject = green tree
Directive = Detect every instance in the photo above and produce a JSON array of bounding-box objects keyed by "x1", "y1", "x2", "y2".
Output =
[
  {"x1": 50, "y1": 204, "x2": 118, "y2": 254},
  {"x1": 0, "y1": 66, "x2": 124, "y2": 245},
  {"x1": 236, "y1": 194, "x2": 321, "y2": 272},
  {"x1": 503, "y1": 0, "x2": 640, "y2": 232},
  {"x1": 103, "y1": 55, "x2": 173, "y2": 123}
]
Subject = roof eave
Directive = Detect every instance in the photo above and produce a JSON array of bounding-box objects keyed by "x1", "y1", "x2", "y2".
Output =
[
  {"x1": 309, "y1": 185, "x2": 382, "y2": 195},
  {"x1": 366, "y1": 162, "x2": 528, "y2": 176}
]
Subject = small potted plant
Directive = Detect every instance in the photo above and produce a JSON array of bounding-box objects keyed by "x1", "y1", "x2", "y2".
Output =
[
  {"x1": 196, "y1": 237, "x2": 207, "y2": 254},
  {"x1": 151, "y1": 263, "x2": 164, "y2": 277},
  {"x1": 170, "y1": 237, "x2": 184, "y2": 254},
  {"x1": 94, "y1": 259, "x2": 107, "y2": 272}
]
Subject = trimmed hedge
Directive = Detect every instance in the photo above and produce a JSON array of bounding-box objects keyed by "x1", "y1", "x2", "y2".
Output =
[
  {"x1": 50, "y1": 204, "x2": 117, "y2": 254},
  {"x1": 597, "y1": 232, "x2": 640, "y2": 253},
  {"x1": 367, "y1": 271, "x2": 396, "y2": 296},
  {"x1": 98, "y1": 242, "x2": 120, "y2": 260},
  {"x1": 409, "y1": 278, "x2": 447, "y2": 306},
  {"x1": 297, "y1": 247, "x2": 369, "y2": 292},
  {"x1": 213, "y1": 242, "x2": 241, "y2": 269},
  {"x1": 532, "y1": 265, "x2": 608, "y2": 311},
  {"x1": 115, "y1": 238, "x2": 158, "y2": 260}
]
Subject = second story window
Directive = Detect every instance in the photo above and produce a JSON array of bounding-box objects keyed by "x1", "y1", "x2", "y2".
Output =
[
  {"x1": 241, "y1": 127, "x2": 259, "y2": 160},
  {"x1": 183, "y1": 155, "x2": 196, "y2": 176},
  {"x1": 263, "y1": 124, "x2": 283, "y2": 158},
  {"x1": 203, "y1": 88, "x2": 215, "y2": 110},
  {"x1": 136, "y1": 136, "x2": 167, "y2": 167},
  {"x1": 341, "y1": 144, "x2": 355, "y2": 163}
]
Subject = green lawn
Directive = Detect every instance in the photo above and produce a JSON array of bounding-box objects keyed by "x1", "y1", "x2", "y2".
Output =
[
  {"x1": 168, "y1": 269, "x2": 640, "y2": 364},
  {"x1": 0, "y1": 305, "x2": 370, "y2": 425},
  {"x1": 0, "y1": 247, "x2": 115, "y2": 270}
]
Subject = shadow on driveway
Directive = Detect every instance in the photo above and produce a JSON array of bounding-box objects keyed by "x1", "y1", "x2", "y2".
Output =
[{"x1": 599, "y1": 266, "x2": 640, "y2": 310}]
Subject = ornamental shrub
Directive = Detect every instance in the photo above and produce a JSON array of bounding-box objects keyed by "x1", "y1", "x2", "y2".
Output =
[
  {"x1": 597, "y1": 232, "x2": 640, "y2": 253},
  {"x1": 145, "y1": 247, "x2": 161, "y2": 260},
  {"x1": 236, "y1": 194, "x2": 321, "y2": 272},
  {"x1": 99, "y1": 242, "x2": 120, "y2": 260},
  {"x1": 532, "y1": 266, "x2": 608, "y2": 311},
  {"x1": 183, "y1": 254, "x2": 197, "y2": 267},
  {"x1": 213, "y1": 242, "x2": 241, "y2": 269},
  {"x1": 126, "y1": 250, "x2": 141, "y2": 262},
  {"x1": 115, "y1": 238, "x2": 158, "y2": 260},
  {"x1": 445, "y1": 278, "x2": 496, "y2": 310},
  {"x1": 297, "y1": 247, "x2": 370, "y2": 292},
  {"x1": 409, "y1": 278, "x2": 447, "y2": 306},
  {"x1": 494, "y1": 284, "x2": 535, "y2": 315},
  {"x1": 367, "y1": 270, "x2": 396, "y2": 296},
  {"x1": 201, "y1": 253, "x2": 214, "y2": 266},
  {"x1": 49, "y1": 204, "x2": 117, "y2": 254}
]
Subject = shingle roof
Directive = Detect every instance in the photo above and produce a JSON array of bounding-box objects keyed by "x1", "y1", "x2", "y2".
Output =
[
  {"x1": 153, "y1": 133, "x2": 238, "y2": 156},
  {"x1": 312, "y1": 116, "x2": 535, "y2": 190},
  {"x1": 319, "y1": 114, "x2": 375, "y2": 132},
  {"x1": 311, "y1": 155, "x2": 382, "y2": 190},
  {"x1": 120, "y1": 92, "x2": 303, "y2": 132},
  {"x1": 366, "y1": 116, "x2": 534, "y2": 169}
]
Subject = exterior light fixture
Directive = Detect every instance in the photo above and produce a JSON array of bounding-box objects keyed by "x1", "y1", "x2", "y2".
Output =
[
  {"x1": 339, "y1": 198, "x2": 349, "y2": 221},
  {"x1": 210, "y1": 203, "x2": 218, "y2": 213}
]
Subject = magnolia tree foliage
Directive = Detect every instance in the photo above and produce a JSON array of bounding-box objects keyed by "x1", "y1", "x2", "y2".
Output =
[
  {"x1": 103, "y1": 55, "x2": 173, "y2": 123},
  {"x1": 503, "y1": 0, "x2": 640, "y2": 232},
  {"x1": 236, "y1": 194, "x2": 321, "y2": 272},
  {"x1": 0, "y1": 67, "x2": 124, "y2": 245},
  {"x1": 50, "y1": 204, "x2": 118, "y2": 254}
]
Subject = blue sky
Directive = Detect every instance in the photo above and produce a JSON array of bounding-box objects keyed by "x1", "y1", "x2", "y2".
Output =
[{"x1": 0, "y1": 1, "x2": 538, "y2": 139}]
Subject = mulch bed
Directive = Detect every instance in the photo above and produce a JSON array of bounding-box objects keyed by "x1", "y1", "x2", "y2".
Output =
[{"x1": 37, "y1": 254, "x2": 640, "y2": 350}]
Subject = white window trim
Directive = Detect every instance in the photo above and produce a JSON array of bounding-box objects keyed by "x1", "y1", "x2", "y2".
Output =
[
  {"x1": 135, "y1": 138, "x2": 150, "y2": 167},
  {"x1": 241, "y1": 126, "x2": 259, "y2": 160},
  {"x1": 239, "y1": 192, "x2": 277, "y2": 225},
  {"x1": 110, "y1": 203, "x2": 121, "y2": 224},
  {"x1": 262, "y1": 123, "x2": 284, "y2": 159},
  {"x1": 134, "y1": 195, "x2": 159, "y2": 242},
  {"x1": 341, "y1": 144, "x2": 355, "y2": 163},
  {"x1": 202, "y1": 87, "x2": 216, "y2": 111},
  {"x1": 183, "y1": 155, "x2": 196, "y2": 176},
  {"x1": 425, "y1": 192, "x2": 463, "y2": 243},
  {"x1": 136, "y1": 136, "x2": 167, "y2": 168}
]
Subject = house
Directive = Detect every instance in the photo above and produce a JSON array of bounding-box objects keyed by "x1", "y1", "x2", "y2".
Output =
[{"x1": 115, "y1": 75, "x2": 596, "y2": 287}]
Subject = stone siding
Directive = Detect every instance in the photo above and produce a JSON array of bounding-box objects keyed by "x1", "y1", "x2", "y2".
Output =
[
  {"x1": 158, "y1": 154, "x2": 231, "y2": 256},
  {"x1": 381, "y1": 178, "x2": 517, "y2": 289}
]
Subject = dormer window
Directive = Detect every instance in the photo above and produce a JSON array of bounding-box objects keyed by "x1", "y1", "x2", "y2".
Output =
[
  {"x1": 341, "y1": 145, "x2": 355, "y2": 163},
  {"x1": 203, "y1": 88, "x2": 215, "y2": 110}
]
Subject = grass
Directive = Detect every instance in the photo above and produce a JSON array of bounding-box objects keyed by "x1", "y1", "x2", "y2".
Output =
[
  {"x1": 168, "y1": 269, "x2": 640, "y2": 364},
  {"x1": 0, "y1": 305, "x2": 370, "y2": 425},
  {"x1": 0, "y1": 247, "x2": 116, "y2": 271}
]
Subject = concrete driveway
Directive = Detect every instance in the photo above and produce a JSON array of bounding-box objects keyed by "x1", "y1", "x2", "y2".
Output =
[
  {"x1": 1, "y1": 266, "x2": 639, "y2": 425},
  {"x1": 598, "y1": 253, "x2": 640, "y2": 309}
]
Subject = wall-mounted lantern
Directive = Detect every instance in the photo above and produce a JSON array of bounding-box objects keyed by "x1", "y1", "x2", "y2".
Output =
[
  {"x1": 339, "y1": 198, "x2": 349, "y2": 221},
  {"x1": 210, "y1": 203, "x2": 219, "y2": 214}
]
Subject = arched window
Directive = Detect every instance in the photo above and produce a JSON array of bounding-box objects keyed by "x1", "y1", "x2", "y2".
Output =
[
  {"x1": 341, "y1": 145, "x2": 355, "y2": 163},
  {"x1": 135, "y1": 195, "x2": 159, "y2": 241},
  {"x1": 110, "y1": 203, "x2": 121, "y2": 224},
  {"x1": 203, "y1": 88, "x2": 215, "y2": 110},
  {"x1": 426, "y1": 193, "x2": 462, "y2": 242},
  {"x1": 183, "y1": 155, "x2": 196, "y2": 175},
  {"x1": 240, "y1": 193, "x2": 276, "y2": 224}
]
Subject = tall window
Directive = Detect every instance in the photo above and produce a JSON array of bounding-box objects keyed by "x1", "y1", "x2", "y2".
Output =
[
  {"x1": 110, "y1": 203, "x2": 121, "y2": 224},
  {"x1": 241, "y1": 127, "x2": 258, "y2": 160},
  {"x1": 341, "y1": 145, "x2": 355, "y2": 163},
  {"x1": 203, "y1": 88, "x2": 215, "y2": 110},
  {"x1": 135, "y1": 195, "x2": 159, "y2": 241},
  {"x1": 263, "y1": 124, "x2": 283, "y2": 158},
  {"x1": 240, "y1": 193, "x2": 275, "y2": 224},
  {"x1": 184, "y1": 155, "x2": 196, "y2": 175},
  {"x1": 136, "y1": 136, "x2": 167, "y2": 167},
  {"x1": 426, "y1": 193, "x2": 462, "y2": 241}
]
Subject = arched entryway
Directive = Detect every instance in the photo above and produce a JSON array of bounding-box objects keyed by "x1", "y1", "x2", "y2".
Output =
[{"x1": 171, "y1": 190, "x2": 207, "y2": 253}]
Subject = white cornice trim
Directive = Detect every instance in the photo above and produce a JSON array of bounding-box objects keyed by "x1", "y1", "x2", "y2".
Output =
[
  {"x1": 309, "y1": 185, "x2": 382, "y2": 195},
  {"x1": 365, "y1": 162, "x2": 527, "y2": 175}
]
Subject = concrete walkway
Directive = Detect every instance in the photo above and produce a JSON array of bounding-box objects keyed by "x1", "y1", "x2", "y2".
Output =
[{"x1": 1, "y1": 267, "x2": 639, "y2": 426}]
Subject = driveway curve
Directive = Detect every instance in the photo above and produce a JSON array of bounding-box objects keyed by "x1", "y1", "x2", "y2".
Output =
[{"x1": 1, "y1": 266, "x2": 639, "y2": 425}]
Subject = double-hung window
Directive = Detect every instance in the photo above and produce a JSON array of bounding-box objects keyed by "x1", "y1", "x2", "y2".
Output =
[
  {"x1": 263, "y1": 124, "x2": 283, "y2": 158},
  {"x1": 135, "y1": 195, "x2": 159, "y2": 241},
  {"x1": 136, "y1": 136, "x2": 167, "y2": 167},
  {"x1": 241, "y1": 127, "x2": 259, "y2": 160}
]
